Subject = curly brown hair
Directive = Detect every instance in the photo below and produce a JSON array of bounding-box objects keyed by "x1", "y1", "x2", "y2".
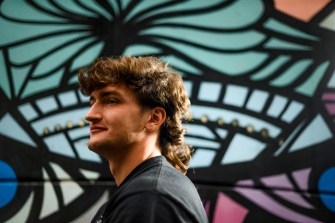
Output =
[{"x1": 78, "y1": 56, "x2": 192, "y2": 174}]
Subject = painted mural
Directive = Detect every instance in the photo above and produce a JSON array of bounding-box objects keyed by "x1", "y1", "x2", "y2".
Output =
[{"x1": 0, "y1": 0, "x2": 335, "y2": 222}]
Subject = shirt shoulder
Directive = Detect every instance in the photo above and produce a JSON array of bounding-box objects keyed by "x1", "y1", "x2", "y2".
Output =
[
  {"x1": 96, "y1": 157, "x2": 208, "y2": 223},
  {"x1": 108, "y1": 191, "x2": 198, "y2": 223},
  {"x1": 114, "y1": 158, "x2": 208, "y2": 223}
]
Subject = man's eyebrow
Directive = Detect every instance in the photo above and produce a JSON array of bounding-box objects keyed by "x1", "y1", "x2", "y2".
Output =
[
  {"x1": 89, "y1": 89, "x2": 123, "y2": 103},
  {"x1": 99, "y1": 90, "x2": 122, "y2": 98},
  {"x1": 90, "y1": 90, "x2": 122, "y2": 101},
  {"x1": 89, "y1": 95, "x2": 95, "y2": 103}
]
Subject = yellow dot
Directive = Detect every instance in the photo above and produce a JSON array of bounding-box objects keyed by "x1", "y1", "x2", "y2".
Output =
[
  {"x1": 231, "y1": 119, "x2": 239, "y2": 127},
  {"x1": 54, "y1": 124, "x2": 62, "y2": 132},
  {"x1": 200, "y1": 115, "x2": 209, "y2": 123},
  {"x1": 43, "y1": 127, "x2": 50, "y2": 135},
  {"x1": 66, "y1": 121, "x2": 73, "y2": 129},
  {"x1": 79, "y1": 119, "x2": 85, "y2": 127},
  {"x1": 246, "y1": 124, "x2": 254, "y2": 134},
  {"x1": 260, "y1": 128, "x2": 269, "y2": 138},
  {"x1": 217, "y1": 118, "x2": 224, "y2": 126}
]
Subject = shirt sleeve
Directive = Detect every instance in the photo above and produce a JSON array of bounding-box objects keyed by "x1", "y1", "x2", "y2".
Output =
[{"x1": 107, "y1": 191, "x2": 197, "y2": 223}]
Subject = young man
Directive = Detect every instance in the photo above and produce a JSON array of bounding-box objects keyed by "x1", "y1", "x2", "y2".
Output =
[{"x1": 78, "y1": 56, "x2": 208, "y2": 223}]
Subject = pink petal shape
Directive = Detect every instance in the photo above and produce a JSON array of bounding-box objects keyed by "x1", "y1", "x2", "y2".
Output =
[{"x1": 213, "y1": 192, "x2": 248, "y2": 223}]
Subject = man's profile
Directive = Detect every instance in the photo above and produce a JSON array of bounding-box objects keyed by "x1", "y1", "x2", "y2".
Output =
[{"x1": 78, "y1": 56, "x2": 208, "y2": 223}]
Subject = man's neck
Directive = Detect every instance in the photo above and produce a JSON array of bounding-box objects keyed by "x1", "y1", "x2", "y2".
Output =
[{"x1": 108, "y1": 145, "x2": 161, "y2": 186}]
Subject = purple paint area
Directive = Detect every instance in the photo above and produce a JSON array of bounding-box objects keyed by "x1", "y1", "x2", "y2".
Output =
[
  {"x1": 325, "y1": 103, "x2": 335, "y2": 115},
  {"x1": 292, "y1": 168, "x2": 311, "y2": 191},
  {"x1": 235, "y1": 179, "x2": 254, "y2": 186},
  {"x1": 261, "y1": 173, "x2": 314, "y2": 209},
  {"x1": 273, "y1": 190, "x2": 314, "y2": 209},
  {"x1": 234, "y1": 185, "x2": 322, "y2": 223},
  {"x1": 322, "y1": 93, "x2": 335, "y2": 101},
  {"x1": 261, "y1": 174, "x2": 293, "y2": 190},
  {"x1": 204, "y1": 200, "x2": 210, "y2": 216}
]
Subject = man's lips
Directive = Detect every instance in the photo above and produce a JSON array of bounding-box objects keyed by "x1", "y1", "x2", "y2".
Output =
[{"x1": 90, "y1": 126, "x2": 107, "y2": 133}]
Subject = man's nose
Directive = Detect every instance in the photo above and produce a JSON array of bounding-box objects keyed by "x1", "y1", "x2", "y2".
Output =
[{"x1": 85, "y1": 105, "x2": 102, "y2": 122}]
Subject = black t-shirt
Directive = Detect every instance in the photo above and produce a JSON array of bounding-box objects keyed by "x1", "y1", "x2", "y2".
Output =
[{"x1": 91, "y1": 156, "x2": 208, "y2": 223}]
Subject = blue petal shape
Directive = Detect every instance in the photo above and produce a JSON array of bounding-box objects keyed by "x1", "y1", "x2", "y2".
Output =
[
  {"x1": 289, "y1": 114, "x2": 332, "y2": 153},
  {"x1": 318, "y1": 167, "x2": 335, "y2": 212},
  {"x1": 221, "y1": 133, "x2": 266, "y2": 165},
  {"x1": 0, "y1": 161, "x2": 18, "y2": 208},
  {"x1": 0, "y1": 113, "x2": 36, "y2": 147},
  {"x1": 43, "y1": 134, "x2": 76, "y2": 157}
]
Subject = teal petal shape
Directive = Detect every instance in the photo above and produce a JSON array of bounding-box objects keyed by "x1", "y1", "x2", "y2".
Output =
[
  {"x1": 70, "y1": 41, "x2": 104, "y2": 73},
  {"x1": 0, "y1": 19, "x2": 85, "y2": 46},
  {"x1": 264, "y1": 18, "x2": 318, "y2": 41},
  {"x1": 152, "y1": 0, "x2": 264, "y2": 29},
  {"x1": 12, "y1": 65, "x2": 31, "y2": 96},
  {"x1": 33, "y1": 37, "x2": 96, "y2": 77},
  {"x1": 9, "y1": 32, "x2": 91, "y2": 65},
  {"x1": 0, "y1": 52, "x2": 10, "y2": 99},
  {"x1": 128, "y1": 0, "x2": 226, "y2": 22},
  {"x1": 251, "y1": 55, "x2": 291, "y2": 80},
  {"x1": 159, "y1": 39, "x2": 268, "y2": 75},
  {"x1": 22, "y1": 68, "x2": 64, "y2": 98},
  {"x1": 296, "y1": 61, "x2": 330, "y2": 97},
  {"x1": 141, "y1": 27, "x2": 265, "y2": 50},
  {"x1": 271, "y1": 59, "x2": 313, "y2": 87},
  {"x1": 1, "y1": 0, "x2": 62, "y2": 22},
  {"x1": 265, "y1": 38, "x2": 311, "y2": 50}
]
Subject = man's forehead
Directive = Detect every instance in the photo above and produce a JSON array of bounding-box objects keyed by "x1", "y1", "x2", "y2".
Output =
[
  {"x1": 92, "y1": 84, "x2": 120, "y2": 94},
  {"x1": 89, "y1": 83, "x2": 130, "y2": 98}
]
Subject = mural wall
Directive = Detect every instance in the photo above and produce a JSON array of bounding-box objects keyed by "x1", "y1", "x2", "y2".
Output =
[{"x1": 0, "y1": 0, "x2": 335, "y2": 222}]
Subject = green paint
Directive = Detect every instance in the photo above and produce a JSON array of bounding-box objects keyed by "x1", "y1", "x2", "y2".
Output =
[
  {"x1": 124, "y1": 44, "x2": 162, "y2": 56},
  {"x1": 140, "y1": 27, "x2": 265, "y2": 50},
  {"x1": 265, "y1": 38, "x2": 311, "y2": 50},
  {"x1": 271, "y1": 59, "x2": 313, "y2": 87},
  {"x1": 0, "y1": 52, "x2": 10, "y2": 99},
  {"x1": 251, "y1": 55, "x2": 291, "y2": 80},
  {"x1": 158, "y1": 38, "x2": 268, "y2": 76},
  {"x1": 33, "y1": 37, "x2": 96, "y2": 76},
  {"x1": 264, "y1": 18, "x2": 318, "y2": 41},
  {"x1": 21, "y1": 69, "x2": 64, "y2": 98},
  {"x1": 135, "y1": 0, "x2": 264, "y2": 29},
  {"x1": 12, "y1": 65, "x2": 31, "y2": 96},
  {"x1": 296, "y1": 61, "x2": 330, "y2": 97},
  {"x1": 9, "y1": 32, "x2": 92, "y2": 64},
  {"x1": 70, "y1": 41, "x2": 104, "y2": 72}
]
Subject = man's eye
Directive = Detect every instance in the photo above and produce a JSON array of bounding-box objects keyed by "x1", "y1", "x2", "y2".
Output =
[{"x1": 107, "y1": 99, "x2": 118, "y2": 104}]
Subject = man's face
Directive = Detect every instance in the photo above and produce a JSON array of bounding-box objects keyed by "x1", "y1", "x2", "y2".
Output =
[{"x1": 85, "y1": 83, "x2": 150, "y2": 157}]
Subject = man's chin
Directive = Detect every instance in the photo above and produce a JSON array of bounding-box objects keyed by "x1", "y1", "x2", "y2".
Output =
[{"x1": 87, "y1": 141, "x2": 103, "y2": 153}]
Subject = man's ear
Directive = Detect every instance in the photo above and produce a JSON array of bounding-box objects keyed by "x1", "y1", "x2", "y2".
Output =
[{"x1": 145, "y1": 107, "x2": 166, "y2": 132}]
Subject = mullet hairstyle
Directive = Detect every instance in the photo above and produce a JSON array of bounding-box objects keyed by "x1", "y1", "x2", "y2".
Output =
[{"x1": 78, "y1": 56, "x2": 192, "y2": 174}]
